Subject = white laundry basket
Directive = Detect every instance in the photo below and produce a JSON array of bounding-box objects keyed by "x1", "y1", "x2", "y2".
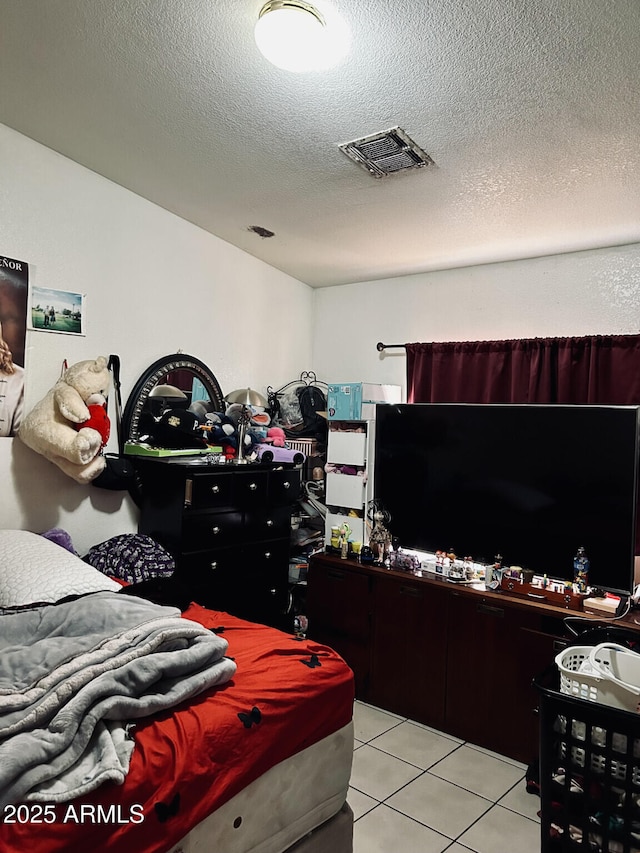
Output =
[{"x1": 555, "y1": 642, "x2": 640, "y2": 712}]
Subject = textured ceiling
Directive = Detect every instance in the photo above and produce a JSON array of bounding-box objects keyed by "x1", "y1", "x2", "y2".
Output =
[{"x1": 1, "y1": 0, "x2": 639, "y2": 287}]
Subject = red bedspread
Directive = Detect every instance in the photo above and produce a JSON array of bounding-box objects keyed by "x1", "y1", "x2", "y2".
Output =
[{"x1": 0, "y1": 603, "x2": 354, "y2": 853}]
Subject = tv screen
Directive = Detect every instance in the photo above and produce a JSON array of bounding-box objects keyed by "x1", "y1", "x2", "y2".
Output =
[{"x1": 374, "y1": 403, "x2": 640, "y2": 596}]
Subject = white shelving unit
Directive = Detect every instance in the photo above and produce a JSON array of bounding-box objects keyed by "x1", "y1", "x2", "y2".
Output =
[{"x1": 324, "y1": 420, "x2": 376, "y2": 548}]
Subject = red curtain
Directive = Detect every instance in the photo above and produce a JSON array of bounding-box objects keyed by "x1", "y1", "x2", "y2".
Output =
[{"x1": 406, "y1": 335, "x2": 640, "y2": 405}]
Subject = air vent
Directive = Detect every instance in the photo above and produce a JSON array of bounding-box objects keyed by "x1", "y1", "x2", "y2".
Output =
[{"x1": 339, "y1": 127, "x2": 435, "y2": 178}]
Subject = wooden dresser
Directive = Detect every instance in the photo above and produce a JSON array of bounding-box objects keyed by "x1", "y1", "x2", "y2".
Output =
[{"x1": 135, "y1": 457, "x2": 302, "y2": 627}]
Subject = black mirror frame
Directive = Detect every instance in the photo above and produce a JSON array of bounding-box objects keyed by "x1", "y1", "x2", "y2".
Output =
[
  {"x1": 122, "y1": 353, "x2": 225, "y2": 504},
  {"x1": 122, "y1": 353, "x2": 225, "y2": 445}
]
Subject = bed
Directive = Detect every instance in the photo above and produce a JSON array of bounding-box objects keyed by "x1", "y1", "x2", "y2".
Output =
[{"x1": 0, "y1": 530, "x2": 355, "y2": 853}]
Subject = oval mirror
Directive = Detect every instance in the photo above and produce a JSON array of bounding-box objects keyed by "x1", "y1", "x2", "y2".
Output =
[
  {"x1": 122, "y1": 353, "x2": 225, "y2": 446},
  {"x1": 121, "y1": 354, "x2": 225, "y2": 503}
]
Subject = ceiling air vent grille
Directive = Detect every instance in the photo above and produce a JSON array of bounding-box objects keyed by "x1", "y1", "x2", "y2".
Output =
[{"x1": 339, "y1": 127, "x2": 435, "y2": 178}]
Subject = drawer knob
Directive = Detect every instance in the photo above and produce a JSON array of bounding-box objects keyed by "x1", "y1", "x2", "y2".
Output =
[
  {"x1": 210, "y1": 561, "x2": 218, "y2": 571},
  {"x1": 212, "y1": 526, "x2": 220, "y2": 535},
  {"x1": 264, "y1": 551, "x2": 271, "y2": 559},
  {"x1": 210, "y1": 484, "x2": 220, "y2": 494},
  {"x1": 283, "y1": 481, "x2": 290, "y2": 489},
  {"x1": 249, "y1": 482, "x2": 257, "y2": 491},
  {"x1": 266, "y1": 519, "x2": 274, "y2": 527},
  {"x1": 270, "y1": 588, "x2": 277, "y2": 595}
]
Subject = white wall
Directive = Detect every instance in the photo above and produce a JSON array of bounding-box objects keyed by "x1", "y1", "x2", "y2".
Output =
[
  {"x1": 0, "y1": 124, "x2": 313, "y2": 553},
  {"x1": 4, "y1": 122, "x2": 640, "y2": 553},
  {"x1": 311, "y1": 244, "x2": 640, "y2": 392}
]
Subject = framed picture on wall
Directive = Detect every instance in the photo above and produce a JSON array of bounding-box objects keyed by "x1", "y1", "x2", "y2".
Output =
[{"x1": 29, "y1": 286, "x2": 85, "y2": 336}]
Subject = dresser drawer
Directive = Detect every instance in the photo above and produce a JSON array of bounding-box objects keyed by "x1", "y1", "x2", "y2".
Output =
[
  {"x1": 238, "y1": 582, "x2": 289, "y2": 625},
  {"x1": 232, "y1": 470, "x2": 269, "y2": 507},
  {"x1": 235, "y1": 545, "x2": 290, "y2": 620},
  {"x1": 188, "y1": 473, "x2": 235, "y2": 509},
  {"x1": 180, "y1": 547, "x2": 237, "y2": 580},
  {"x1": 245, "y1": 505, "x2": 293, "y2": 541},
  {"x1": 269, "y1": 468, "x2": 302, "y2": 504},
  {"x1": 182, "y1": 545, "x2": 288, "y2": 620},
  {"x1": 181, "y1": 548, "x2": 241, "y2": 613},
  {"x1": 183, "y1": 510, "x2": 243, "y2": 551},
  {"x1": 243, "y1": 538, "x2": 291, "y2": 571}
]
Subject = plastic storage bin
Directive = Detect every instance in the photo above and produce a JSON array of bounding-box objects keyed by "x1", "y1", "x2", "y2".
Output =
[
  {"x1": 535, "y1": 633, "x2": 640, "y2": 852},
  {"x1": 555, "y1": 642, "x2": 640, "y2": 713}
]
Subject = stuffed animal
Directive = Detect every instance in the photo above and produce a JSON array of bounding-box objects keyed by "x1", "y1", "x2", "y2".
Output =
[
  {"x1": 266, "y1": 426, "x2": 286, "y2": 447},
  {"x1": 18, "y1": 356, "x2": 111, "y2": 484},
  {"x1": 222, "y1": 406, "x2": 256, "y2": 454},
  {"x1": 203, "y1": 412, "x2": 238, "y2": 450},
  {"x1": 224, "y1": 403, "x2": 245, "y2": 429},
  {"x1": 248, "y1": 405, "x2": 271, "y2": 427},
  {"x1": 188, "y1": 399, "x2": 214, "y2": 421}
]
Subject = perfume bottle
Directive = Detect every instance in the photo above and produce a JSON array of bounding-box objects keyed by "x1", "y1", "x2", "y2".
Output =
[{"x1": 573, "y1": 546, "x2": 590, "y2": 593}]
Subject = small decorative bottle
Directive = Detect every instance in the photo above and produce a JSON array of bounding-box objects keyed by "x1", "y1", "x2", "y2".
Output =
[
  {"x1": 573, "y1": 546, "x2": 590, "y2": 593},
  {"x1": 338, "y1": 522, "x2": 351, "y2": 560}
]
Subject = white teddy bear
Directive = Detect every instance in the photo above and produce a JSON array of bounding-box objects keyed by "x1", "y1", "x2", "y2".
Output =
[{"x1": 18, "y1": 356, "x2": 111, "y2": 484}]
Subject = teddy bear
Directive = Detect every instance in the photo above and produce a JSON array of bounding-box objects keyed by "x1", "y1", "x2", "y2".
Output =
[{"x1": 18, "y1": 356, "x2": 111, "y2": 484}]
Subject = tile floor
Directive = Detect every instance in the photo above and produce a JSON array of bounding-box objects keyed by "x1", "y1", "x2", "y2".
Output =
[{"x1": 349, "y1": 701, "x2": 541, "y2": 853}]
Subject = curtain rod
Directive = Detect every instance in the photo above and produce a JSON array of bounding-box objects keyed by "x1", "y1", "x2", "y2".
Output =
[{"x1": 376, "y1": 342, "x2": 407, "y2": 352}]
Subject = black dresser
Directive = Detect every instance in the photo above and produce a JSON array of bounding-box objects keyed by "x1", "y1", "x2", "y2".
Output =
[{"x1": 135, "y1": 457, "x2": 302, "y2": 627}]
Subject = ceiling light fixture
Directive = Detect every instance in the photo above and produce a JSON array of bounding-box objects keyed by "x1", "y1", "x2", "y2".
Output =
[{"x1": 254, "y1": 0, "x2": 348, "y2": 73}]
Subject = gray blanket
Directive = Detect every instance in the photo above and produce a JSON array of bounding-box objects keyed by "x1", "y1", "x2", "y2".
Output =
[{"x1": 0, "y1": 591, "x2": 236, "y2": 807}]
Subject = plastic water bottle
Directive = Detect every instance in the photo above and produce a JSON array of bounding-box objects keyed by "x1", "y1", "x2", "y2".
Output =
[{"x1": 573, "y1": 546, "x2": 590, "y2": 593}]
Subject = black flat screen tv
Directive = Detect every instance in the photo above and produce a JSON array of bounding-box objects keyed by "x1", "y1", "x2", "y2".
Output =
[{"x1": 374, "y1": 403, "x2": 640, "y2": 596}]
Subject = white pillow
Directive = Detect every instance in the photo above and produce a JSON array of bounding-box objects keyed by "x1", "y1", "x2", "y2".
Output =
[{"x1": 0, "y1": 529, "x2": 121, "y2": 607}]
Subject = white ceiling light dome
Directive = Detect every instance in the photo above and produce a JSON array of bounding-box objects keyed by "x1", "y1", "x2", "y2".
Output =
[{"x1": 254, "y1": 0, "x2": 349, "y2": 73}]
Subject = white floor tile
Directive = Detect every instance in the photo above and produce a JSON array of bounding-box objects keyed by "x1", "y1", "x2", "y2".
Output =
[
  {"x1": 350, "y1": 744, "x2": 422, "y2": 800},
  {"x1": 386, "y1": 771, "x2": 492, "y2": 839},
  {"x1": 429, "y1": 744, "x2": 525, "y2": 801},
  {"x1": 353, "y1": 701, "x2": 405, "y2": 743},
  {"x1": 348, "y1": 701, "x2": 542, "y2": 853},
  {"x1": 348, "y1": 786, "x2": 378, "y2": 820},
  {"x1": 353, "y1": 804, "x2": 451, "y2": 853},
  {"x1": 465, "y1": 741, "x2": 527, "y2": 771},
  {"x1": 370, "y1": 721, "x2": 461, "y2": 769},
  {"x1": 457, "y1": 804, "x2": 540, "y2": 853},
  {"x1": 498, "y1": 779, "x2": 541, "y2": 822},
  {"x1": 409, "y1": 719, "x2": 464, "y2": 745}
]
